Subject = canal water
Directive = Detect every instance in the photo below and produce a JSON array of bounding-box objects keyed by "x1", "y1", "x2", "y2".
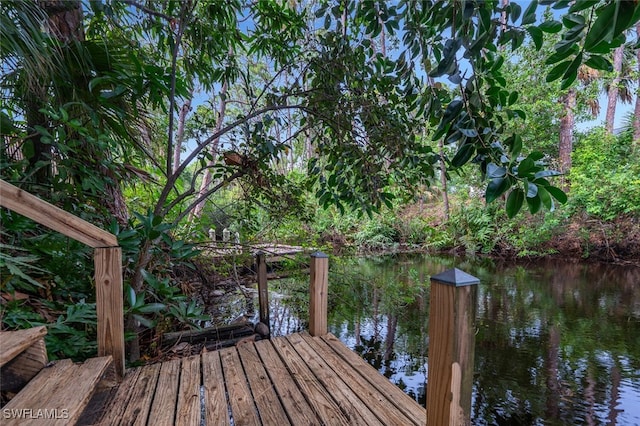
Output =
[{"x1": 264, "y1": 254, "x2": 640, "y2": 425}]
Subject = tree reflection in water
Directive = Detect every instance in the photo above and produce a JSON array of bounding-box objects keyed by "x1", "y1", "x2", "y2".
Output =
[{"x1": 268, "y1": 255, "x2": 640, "y2": 425}]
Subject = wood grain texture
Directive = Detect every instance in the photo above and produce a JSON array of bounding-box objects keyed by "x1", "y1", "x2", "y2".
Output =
[
  {"x1": 321, "y1": 333, "x2": 425, "y2": 425},
  {"x1": 271, "y1": 335, "x2": 350, "y2": 426},
  {"x1": 300, "y1": 333, "x2": 416, "y2": 426},
  {"x1": 202, "y1": 350, "x2": 229, "y2": 426},
  {"x1": 94, "y1": 247, "x2": 125, "y2": 379},
  {"x1": 0, "y1": 326, "x2": 47, "y2": 367},
  {"x1": 286, "y1": 333, "x2": 382, "y2": 426},
  {"x1": 426, "y1": 282, "x2": 476, "y2": 426},
  {"x1": 254, "y1": 339, "x2": 319, "y2": 426},
  {"x1": 147, "y1": 359, "x2": 180, "y2": 426},
  {"x1": 3, "y1": 357, "x2": 112, "y2": 426},
  {"x1": 0, "y1": 179, "x2": 117, "y2": 248},
  {"x1": 119, "y1": 363, "x2": 161, "y2": 426},
  {"x1": 98, "y1": 367, "x2": 142, "y2": 425},
  {"x1": 237, "y1": 343, "x2": 290, "y2": 425},
  {"x1": 175, "y1": 355, "x2": 201, "y2": 426},
  {"x1": 309, "y1": 255, "x2": 328, "y2": 336},
  {"x1": 220, "y1": 347, "x2": 260, "y2": 425},
  {"x1": 1, "y1": 337, "x2": 48, "y2": 391}
]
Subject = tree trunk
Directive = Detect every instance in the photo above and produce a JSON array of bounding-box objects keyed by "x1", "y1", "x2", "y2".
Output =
[
  {"x1": 634, "y1": 23, "x2": 640, "y2": 149},
  {"x1": 39, "y1": 0, "x2": 84, "y2": 41},
  {"x1": 190, "y1": 81, "x2": 229, "y2": 220},
  {"x1": 173, "y1": 96, "x2": 192, "y2": 172},
  {"x1": 605, "y1": 45, "x2": 624, "y2": 134},
  {"x1": 559, "y1": 89, "x2": 576, "y2": 177}
]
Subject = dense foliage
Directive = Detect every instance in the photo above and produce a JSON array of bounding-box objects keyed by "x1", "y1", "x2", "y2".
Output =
[{"x1": 1, "y1": 1, "x2": 639, "y2": 362}]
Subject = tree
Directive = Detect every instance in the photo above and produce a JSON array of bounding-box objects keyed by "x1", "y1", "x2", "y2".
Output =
[{"x1": 3, "y1": 0, "x2": 639, "y2": 362}]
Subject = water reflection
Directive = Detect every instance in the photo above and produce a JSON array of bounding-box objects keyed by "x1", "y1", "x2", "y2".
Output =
[{"x1": 268, "y1": 255, "x2": 640, "y2": 425}]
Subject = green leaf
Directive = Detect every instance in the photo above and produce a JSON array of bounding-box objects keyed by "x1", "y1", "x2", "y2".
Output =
[
  {"x1": 533, "y1": 170, "x2": 561, "y2": 179},
  {"x1": 569, "y1": 0, "x2": 599, "y2": 13},
  {"x1": 527, "y1": 26, "x2": 543, "y2": 50},
  {"x1": 545, "y1": 44, "x2": 579, "y2": 64},
  {"x1": 518, "y1": 158, "x2": 536, "y2": 177},
  {"x1": 506, "y1": 188, "x2": 525, "y2": 218},
  {"x1": 451, "y1": 143, "x2": 475, "y2": 167},
  {"x1": 526, "y1": 194, "x2": 542, "y2": 214},
  {"x1": 526, "y1": 182, "x2": 538, "y2": 198},
  {"x1": 546, "y1": 185, "x2": 568, "y2": 204},
  {"x1": 584, "y1": 2, "x2": 617, "y2": 50},
  {"x1": 560, "y1": 52, "x2": 583, "y2": 89},
  {"x1": 522, "y1": 0, "x2": 538, "y2": 25},
  {"x1": 537, "y1": 185, "x2": 552, "y2": 209},
  {"x1": 510, "y1": 3, "x2": 522, "y2": 22},
  {"x1": 138, "y1": 303, "x2": 167, "y2": 314},
  {"x1": 510, "y1": 134, "x2": 523, "y2": 157},
  {"x1": 546, "y1": 60, "x2": 571, "y2": 82},
  {"x1": 539, "y1": 20, "x2": 563, "y2": 33},
  {"x1": 487, "y1": 163, "x2": 507, "y2": 179},
  {"x1": 485, "y1": 177, "x2": 511, "y2": 203},
  {"x1": 584, "y1": 55, "x2": 612, "y2": 72}
]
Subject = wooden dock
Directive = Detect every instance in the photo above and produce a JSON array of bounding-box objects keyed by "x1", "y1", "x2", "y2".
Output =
[{"x1": 81, "y1": 333, "x2": 425, "y2": 426}]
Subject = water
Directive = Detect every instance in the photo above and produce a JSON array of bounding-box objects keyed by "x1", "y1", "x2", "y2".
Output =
[{"x1": 266, "y1": 254, "x2": 640, "y2": 425}]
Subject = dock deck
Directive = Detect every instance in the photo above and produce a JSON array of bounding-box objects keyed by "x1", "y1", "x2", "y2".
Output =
[{"x1": 82, "y1": 333, "x2": 425, "y2": 426}]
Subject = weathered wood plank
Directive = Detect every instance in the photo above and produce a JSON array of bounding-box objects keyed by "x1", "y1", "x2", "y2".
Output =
[
  {"x1": 147, "y1": 359, "x2": 181, "y2": 426},
  {"x1": 94, "y1": 247, "x2": 125, "y2": 379},
  {"x1": 0, "y1": 179, "x2": 118, "y2": 248},
  {"x1": 309, "y1": 253, "x2": 328, "y2": 336},
  {"x1": 271, "y1": 336, "x2": 350, "y2": 426},
  {"x1": 237, "y1": 343, "x2": 290, "y2": 425},
  {"x1": 3, "y1": 359, "x2": 75, "y2": 416},
  {"x1": 285, "y1": 334, "x2": 382, "y2": 426},
  {"x1": 0, "y1": 326, "x2": 47, "y2": 367},
  {"x1": 98, "y1": 367, "x2": 142, "y2": 425},
  {"x1": 4, "y1": 357, "x2": 112, "y2": 426},
  {"x1": 202, "y1": 350, "x2": 229, "y2": 426},
  {"x1": 175, "y1": 355, "x2": 201, "y2": 426},
  {"x1": 300, "y1": 333, "x2": 417, "y2": 426},
  {"x1": 219, "y1": 347, "x2": 260, "y2": 425},
  {"x1": 119, "y1": 363, "x2": 161, "y2": 426},
  {"x1": 1, "y1": 337, "x2": 48, "y2": 391},
  {"x1": 254, "y1": 339, "x2": 319, "y2": 426},
  {"x1": 321, "y1": 333, "x2": 425, "y2": 424}
]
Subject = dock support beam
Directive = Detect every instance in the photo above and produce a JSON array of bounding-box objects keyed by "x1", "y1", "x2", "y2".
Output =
[
  {"x1": 309, "y1": 252, "x2": 329, "y2": 336},
  {"x1": 256, "y1": 251, "x2": 270, "y2": 337},
  {"x1": 426, "y1": 268, "x2": 479, "y2": 426}
]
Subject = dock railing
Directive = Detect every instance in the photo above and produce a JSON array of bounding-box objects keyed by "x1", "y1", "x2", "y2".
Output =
[{"x1": 0, "y1": 179, "x2": 125, "y2": 378}]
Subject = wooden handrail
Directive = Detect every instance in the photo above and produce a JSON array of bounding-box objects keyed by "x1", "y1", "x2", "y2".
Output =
[
  {"x1": 0, "y1": 179, "x2": 124, "y2": 378},
  {"x1": 0, "y1": 180, "x2": 117, "y2": 247}
]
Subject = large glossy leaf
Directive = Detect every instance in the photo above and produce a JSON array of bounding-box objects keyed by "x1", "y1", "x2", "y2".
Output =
[
  {"x1": 521, "y1": 0, "x2": 538, "y2": 25},
  {"x1": 584, "y1": 55, "x2": 612, "y2": 71},
  {"x1": 526, "y1": 194, "x2": 542, "y2": 214},
  {"x1": 486, "y1": 177, "x2": 510, "y2": 203},
  {"x1": 506, "y1": 188, "x2": 525, "y2": 218},
  {"x1": 539, "y1": 20, "x2": 563, "y2": 33},
  {"x1": 547, "y1": 185, "x2": 568, "y2": 204}
]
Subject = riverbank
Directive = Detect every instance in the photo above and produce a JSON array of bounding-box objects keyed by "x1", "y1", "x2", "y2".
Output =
[{"x1": 314, "y1": 209, "x2": 640, "y2": 267}]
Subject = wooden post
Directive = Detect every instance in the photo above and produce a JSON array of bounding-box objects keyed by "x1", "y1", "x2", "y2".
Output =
[
  {"x1": 256, "y1": 251, "x2": 270, "y2": 336},
  {"x1": 309, "y1": 252, "x2": 329, "y2": 336},
  {"x1": 95, "y1": 247, "x2": 125, "y2": 378},
  {"x1": 426, "y1": 268, "x2": 479, "y2": 426}
]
